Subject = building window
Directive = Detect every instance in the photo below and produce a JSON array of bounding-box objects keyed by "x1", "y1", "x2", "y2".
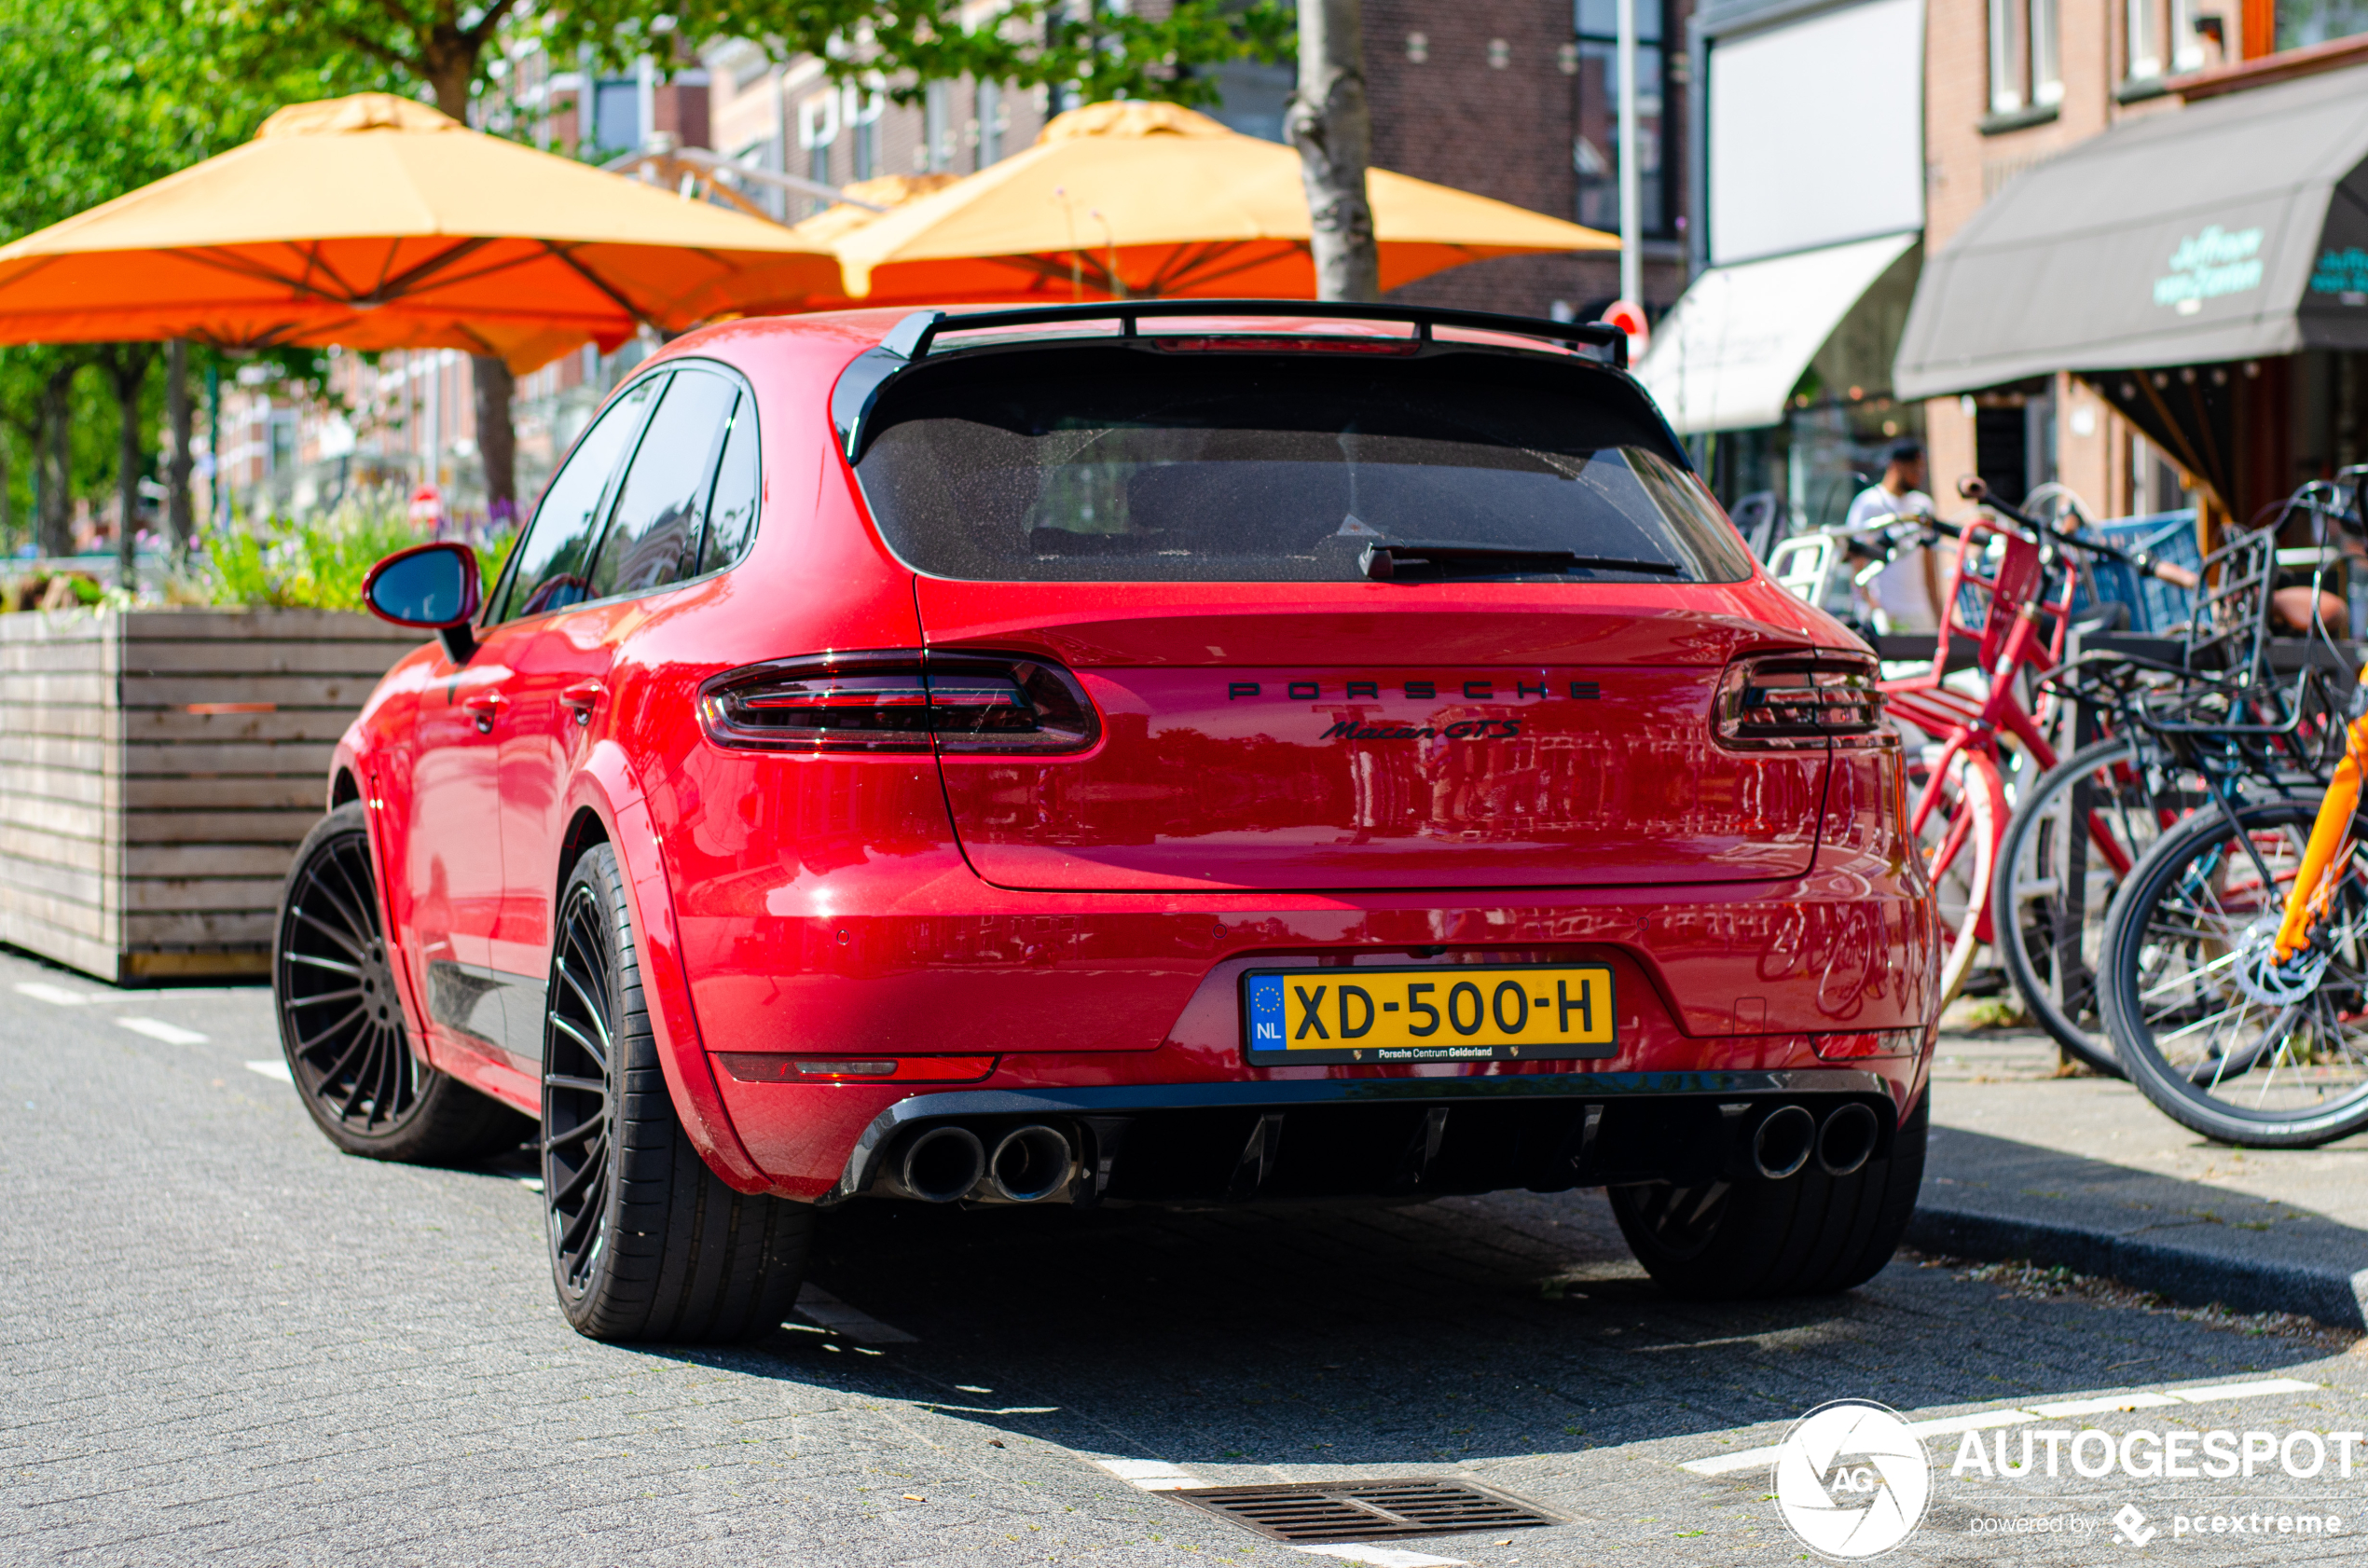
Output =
[
  {"x1": 2128, "y1": 0, "x2": 2167, "y2": 76},
  {"x1": 924, "y1": 80, "x2": 951, "y2": 172},
  {"x1": 1989, "y1": 0, "x2": 2062, "y2": 111},
  {"x1": 978, "y1": 81, "x2": 1003, "y2": 168},
  {"x1": 2128, "y1": 0, "x2": 2227, "y2": 78},
  {"x1": 849, "y1": 87, "x2": 883, "y2": 182},
  {"x1": 2277, "y1": 0, "x2": 2368, "y2": 49},
  {"x1": 1573, "y1": 0, "x2": 1671, "y2": 239},
  {"x1": 592, "y1": 79, "x2": 640, "y2": 150}
]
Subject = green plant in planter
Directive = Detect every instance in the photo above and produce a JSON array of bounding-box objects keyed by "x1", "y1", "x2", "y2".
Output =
[{"x1": 204, "y1": 499, "x2": 516, "y2": 612}]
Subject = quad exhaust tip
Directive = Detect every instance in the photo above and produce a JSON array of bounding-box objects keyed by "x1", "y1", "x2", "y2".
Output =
[
  {"x1": 1751, "y1": 1103, "x2": 1881, "y2": 1181},
  {"x1": 989, "y1": 1124, "x2": 1075, "y2": 1203},
  {"x1": 1751, "y1": 1105, "x2": 1817, "y2": 1181},
  {"x1": 900, "y1": 1125, "x2": 986, "y2": 1204},
  {"x1": 1817, "y1": 1102, "x2": 1879, "y2": 1176}
]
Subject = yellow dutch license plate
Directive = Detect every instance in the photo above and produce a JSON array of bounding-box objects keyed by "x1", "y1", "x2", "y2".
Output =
[{"x1": 1242, "y1": 964, "x2": 1617, "y2": 1066}]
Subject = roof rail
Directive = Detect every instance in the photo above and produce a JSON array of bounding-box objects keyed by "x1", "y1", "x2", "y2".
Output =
[{"x1": 875, "y1": 298, "x2": 1630, "y2": 370}]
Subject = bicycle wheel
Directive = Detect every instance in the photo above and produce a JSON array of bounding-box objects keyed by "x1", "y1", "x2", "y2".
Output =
[
  {"x1": 1993, "y1": 736, "x2": 2187, "y2": 1076},
  {"x1": 2099, "y1": 797, "x2": 2368, "y2": 1148},
  {"x1": 1912, "y1": 748, "x2": 2002, "y2": 1006}
]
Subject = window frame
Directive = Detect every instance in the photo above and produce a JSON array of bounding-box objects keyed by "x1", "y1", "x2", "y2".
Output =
[
  {"x1": 1989, "y1": 0, "x2": 2065, "y2": 111},
  {"x1": 1573, "y1": 0, "x2": 1676, "y2": 242},
  {"x1": 483, "y1": 356, "x2": 763, "y2": 627}
]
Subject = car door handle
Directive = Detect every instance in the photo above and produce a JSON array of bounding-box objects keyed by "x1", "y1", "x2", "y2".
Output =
[
  {"x1": 461, "y1": 691, "x2": 506, "y2": 735},
  {"x1": 561, "y1": 680, "x2": 606, "y2": 726}
]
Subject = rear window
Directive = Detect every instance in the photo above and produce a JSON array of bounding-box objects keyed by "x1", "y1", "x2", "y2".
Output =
[{"x1": 852, "y1": 347, "x2": 1751, "y2": 584}]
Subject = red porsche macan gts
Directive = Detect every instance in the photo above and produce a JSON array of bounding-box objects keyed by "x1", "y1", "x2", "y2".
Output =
[{"x1": 278, "y1": 301, "x2": 1939, "y2": 1343}]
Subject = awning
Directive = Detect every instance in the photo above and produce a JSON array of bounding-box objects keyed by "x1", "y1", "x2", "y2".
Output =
[
  {"x1": 1636, "y1": 231, "x2": 1919, "y2": 433},
  {"x1": 1895, "y1": 62, "x2": 2368, "y2": 399}
]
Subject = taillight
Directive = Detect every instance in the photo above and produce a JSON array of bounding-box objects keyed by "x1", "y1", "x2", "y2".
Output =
[
  {"x1": 1714, "y1": 653, "x2": 1887, "y2": 750},
  {"x1": 698, "y1": 650, "x2": 1099, "y2": 754}
]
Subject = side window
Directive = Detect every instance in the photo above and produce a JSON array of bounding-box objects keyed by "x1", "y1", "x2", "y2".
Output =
[
  {"x1": 697, "y1": 392, "x2": 762, "y2": 572},
  {"x1": 495, "y1": 374, "x2": 663, "y2": 623},
  {"x1": 585, "y1": 368, "x2": 739, "y2": 601}
]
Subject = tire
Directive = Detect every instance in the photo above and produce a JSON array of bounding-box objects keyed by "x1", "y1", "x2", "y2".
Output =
[
  {"x1": 1608, "y1": 1093, "x2": 1928, "y2": 1299},
  {"x1": 273, "y1": 802, "x2": 528, "y2": 1162},
  {"x1": 1911, "y1": 750, "x2": 2000, "y2": 1006},
  {"x1": 2100, "y1": 798, "x2": 2368, "y2": 1148},
  {"x1": 1992, "y1": 736, "x2": 2186, "y2": 1077},
  {"x1": 543, "y1": 842, "x2": 810, "y2": 1342}
]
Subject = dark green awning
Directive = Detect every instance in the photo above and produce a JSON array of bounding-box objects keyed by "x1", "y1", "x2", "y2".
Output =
[{"x1": 1895, "y1": 63, "x2": 2368, "y2": 398}]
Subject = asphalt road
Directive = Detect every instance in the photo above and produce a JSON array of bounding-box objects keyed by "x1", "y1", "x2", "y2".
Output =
[{"x1": 6, "y1": 942, "x2": 2368, "y2": 1567}]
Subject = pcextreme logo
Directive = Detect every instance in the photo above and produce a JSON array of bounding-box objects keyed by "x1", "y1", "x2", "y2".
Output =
[{"x1": 1771, "y1": 1400, "x2": 1933, "y2": 1560}]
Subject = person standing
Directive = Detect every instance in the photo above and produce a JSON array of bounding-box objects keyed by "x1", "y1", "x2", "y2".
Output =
[{"x1": 1845, "y1": 440, "x2": 1941, "y2": 633}]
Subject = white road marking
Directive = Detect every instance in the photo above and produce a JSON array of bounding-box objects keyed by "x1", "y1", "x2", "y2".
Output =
[
  {"x1": 243, "y1": 1060, "x2": 293, "y2": 1083},
  {"x1": 1292, "y1": 1547, "x2": 1472, "y2": 1567},
  {"x1": 794, "y1": 1283, "x2": 917, "y2": 1343},
  {"x1": 1680, "y1": 1377, "x2": 2325, "y2": 1476},
  {"x1": 2176, "y1": 1377, "x2": 2322, "y2": 1401},
  {"x1": 15, "y1": 983, "x2": 90, "y2": 1006},
  {"x1": 117, "y1": 1017, "x2": 208, "y2": 1046},
  {"x1": 2028, "y1": 1391, "x2": 2184, "y2": 1417}
]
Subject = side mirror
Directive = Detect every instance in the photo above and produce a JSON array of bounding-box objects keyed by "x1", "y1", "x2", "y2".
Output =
[{"x1": 363, "y1": 542, "x2": 480, "y2": 663}]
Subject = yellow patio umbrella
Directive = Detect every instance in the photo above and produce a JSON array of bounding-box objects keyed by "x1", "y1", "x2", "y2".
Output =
[
  {"x1": 787, "y1": 172, "x2": 962, "y2": 248},
  {"x1": 833, "y1": 101, "x2": 1617, "y2": 307},
  {"x1": 0, "y1": 93, "x2": 846, "y2": 372}
]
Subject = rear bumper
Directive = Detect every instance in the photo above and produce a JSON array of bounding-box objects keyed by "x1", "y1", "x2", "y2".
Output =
[
  {"x1": 819, "y1": 1066, "x2": 1905, "y2": 1205},
  {"x1": 677, "y1": 840, "x2": 1937, "y2": 1200}
]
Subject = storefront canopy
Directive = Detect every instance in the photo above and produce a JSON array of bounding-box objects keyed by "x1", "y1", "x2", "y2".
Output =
[
  {"x1": 1895, "y1": 62, "x2": 2368, "y2": 399},
  {"x1": 1636, "y1": 231, "x2": 1918, "y2": 433}
]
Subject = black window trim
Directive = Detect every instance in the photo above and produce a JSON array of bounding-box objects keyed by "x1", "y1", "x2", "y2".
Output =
[{"x1": 484, "y1": 355, "x2": 763, "y2": 627}]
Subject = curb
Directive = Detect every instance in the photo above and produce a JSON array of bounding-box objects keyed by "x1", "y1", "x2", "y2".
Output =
[{"x1": 1906, "y1": 1203, "x2": 2368, "y2": 1331}]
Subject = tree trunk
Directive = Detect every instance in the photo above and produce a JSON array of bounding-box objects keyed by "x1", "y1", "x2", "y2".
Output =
[
  {"x1": 37, "y1": 363, "x2": 75, "y2": 558},
  {"x1": 1286, "y1": 0, "x2": 1379, "y2": 304},
  {"x1": 104, "y1": 346, "x2": 155, "y2": 584},
  {"x1": 473, "y1": 354, "x2": 517, "y2": 529},
  {"x1": 424, "y1": 50, "x2": 520, "y2": 526},
  {"x1": 166, "y1": 340, "x2": 195, "y2": 560}
]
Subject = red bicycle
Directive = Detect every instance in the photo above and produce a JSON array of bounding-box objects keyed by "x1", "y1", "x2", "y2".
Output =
[{"x1": 1875, "y1": 481, "x2": 2198, "y2": 1000}]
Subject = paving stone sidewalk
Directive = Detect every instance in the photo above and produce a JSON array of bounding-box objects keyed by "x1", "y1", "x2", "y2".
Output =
[{"x1": 1916, "y1": 1020, "x2": 2368, "y2": 1329}]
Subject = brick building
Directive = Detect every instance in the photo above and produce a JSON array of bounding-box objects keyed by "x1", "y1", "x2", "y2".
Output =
[{"x1": 1903, "y1": 7, "x2": 2368, "y2": 535}]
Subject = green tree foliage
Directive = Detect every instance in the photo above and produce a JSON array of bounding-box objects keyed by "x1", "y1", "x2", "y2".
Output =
[
  {"x1": 0, "y1": 0, "x2": 390, "y2": 554},
  {"x1": 542, "y1": 1, "x2": 1293, "y2": 112}
]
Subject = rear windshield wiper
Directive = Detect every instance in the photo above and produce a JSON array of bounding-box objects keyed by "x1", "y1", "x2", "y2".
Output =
[{"x1": 1358, "y1": 541, "x2": 1686, "y2": 582}]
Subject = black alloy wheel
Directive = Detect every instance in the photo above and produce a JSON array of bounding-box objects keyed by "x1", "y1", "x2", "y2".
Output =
[
  {"x1": 540, "y1": 842, "x2": 810, "y2": 1342},
  {"x1": 543, "y1": 873, "x2": 618, "y2": 1304},
  {"x1": 272, "y1": 802, "x2": 524, "y2": 1162}
]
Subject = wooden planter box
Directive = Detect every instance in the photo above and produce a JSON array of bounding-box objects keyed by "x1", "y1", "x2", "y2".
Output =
[{"x1": 0, "y1": 608, "x2": 421, "y2": 982}]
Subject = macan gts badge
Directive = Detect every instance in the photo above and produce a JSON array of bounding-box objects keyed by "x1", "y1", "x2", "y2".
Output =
[{"x1": 279, "y1": 297, "x2": 1938, "y2": 1345}]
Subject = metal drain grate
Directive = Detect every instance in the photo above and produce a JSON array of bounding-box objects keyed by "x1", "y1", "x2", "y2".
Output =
[{"x1": 1167, "y1": 1478, "x2": 1559, "y2": 1543}]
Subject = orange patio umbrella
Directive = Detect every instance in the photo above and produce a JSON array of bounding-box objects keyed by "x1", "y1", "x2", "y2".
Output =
[
  {"x1": 0, "y1": 94, "x2": 845, "y2": 372},
  {"x1": 830, "y1": 101, "x2": 1618, "y2": 307}
]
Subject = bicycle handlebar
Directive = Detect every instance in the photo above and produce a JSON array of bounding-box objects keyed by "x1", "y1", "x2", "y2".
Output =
[{"x1": 1950, "y1": 476, "x2": 2202, "y2": 589}]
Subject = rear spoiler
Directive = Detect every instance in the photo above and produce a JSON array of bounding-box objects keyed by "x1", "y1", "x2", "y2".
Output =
[{"x1": 833, "y1": 299, "x2": 1631, "y2": 465}]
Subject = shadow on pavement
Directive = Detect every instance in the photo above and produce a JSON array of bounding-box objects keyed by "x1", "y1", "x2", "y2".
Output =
[
  {"x1": 653, "y1": 1187, "x2": 2342, "y2": 1471},
  {"x1": 1918, "y1": 1122, "x2": 2368, "y2": 1328}
]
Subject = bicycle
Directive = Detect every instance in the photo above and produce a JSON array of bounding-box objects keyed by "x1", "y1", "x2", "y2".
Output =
[
  {"x1": 2095, "y1": 469, "x2": 2368, "y2": 1145},
  {"x1": 1873, "y1": 481, "x2": 2199, "y2": 1004},
  {"x1": 1990, "y1": 517, "x2": 2285, "y2": 1078}
]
